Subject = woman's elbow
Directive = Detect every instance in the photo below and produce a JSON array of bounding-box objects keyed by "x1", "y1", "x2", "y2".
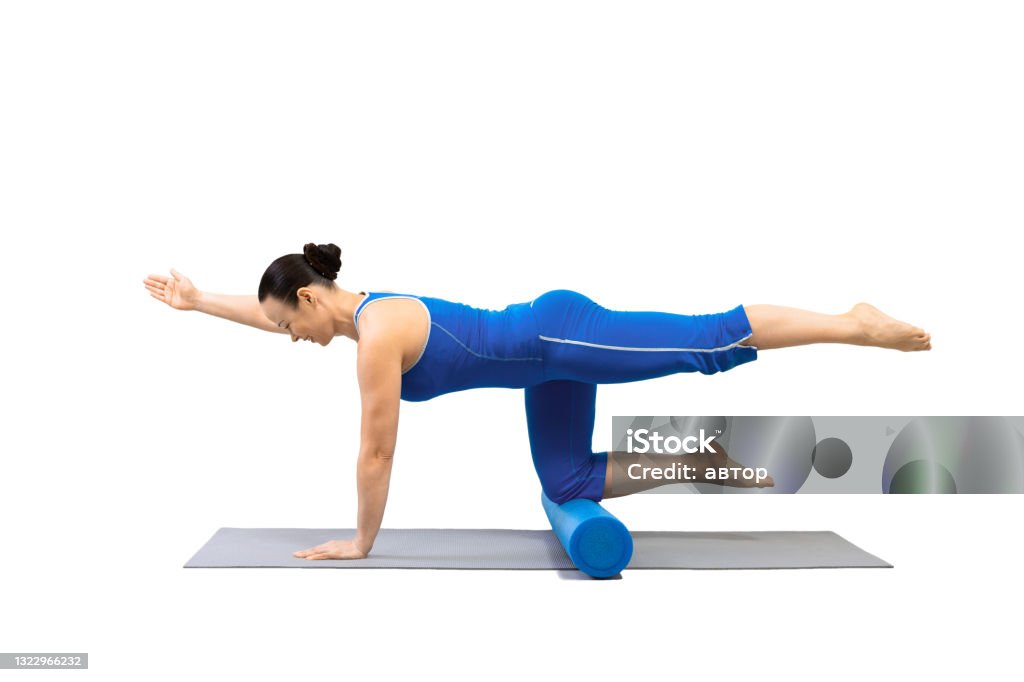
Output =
[{"x1": 361, "y1": 446, "x2": 395, "y2": 461}]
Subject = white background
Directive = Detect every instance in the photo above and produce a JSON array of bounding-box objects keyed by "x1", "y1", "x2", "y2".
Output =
[{"x1": 2, "y1": 1, "x2": 1021, "y2": 678}]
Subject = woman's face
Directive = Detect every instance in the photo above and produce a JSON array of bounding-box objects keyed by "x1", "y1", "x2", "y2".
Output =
[{"x1": 262, "y1": 288, "x2": 331, "y2": 345}]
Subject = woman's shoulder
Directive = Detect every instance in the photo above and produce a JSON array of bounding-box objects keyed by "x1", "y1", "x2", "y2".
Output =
[{"x1": 355, "y1": 291, "x2": 430, "y2": 336}]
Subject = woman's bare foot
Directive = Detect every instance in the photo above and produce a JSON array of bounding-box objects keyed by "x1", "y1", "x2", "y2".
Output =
[{"x1": 848, "y1": 303, "x2": 931, "y2": 351}]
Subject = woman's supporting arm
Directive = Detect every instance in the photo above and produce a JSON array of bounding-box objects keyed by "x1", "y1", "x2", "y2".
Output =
[
  {"x1": 351, "y1": 327, "x2": 403, "y2": 555},
  {"x1": 353, "y1": 447, "x2": 395, "y2": 555},
  {"x1": 290, "y1": 318, "x2": 403, "y2": 561}
]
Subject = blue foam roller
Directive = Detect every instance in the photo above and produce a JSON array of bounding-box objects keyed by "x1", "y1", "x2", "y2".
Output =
[{"x1": 541, "y1": 491, "x2": 634, "y2": 578}]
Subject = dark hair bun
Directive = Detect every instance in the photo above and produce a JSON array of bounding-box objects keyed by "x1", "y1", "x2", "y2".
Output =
[{"x1": 303, "y1": 242, "x2": 342, "y2": 281}]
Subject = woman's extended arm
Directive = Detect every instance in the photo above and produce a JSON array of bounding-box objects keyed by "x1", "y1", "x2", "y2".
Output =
[
  {"x1": 143, "y1": 268, "x2": 286, "y2": 334},
  {"x1": 195, "y1": 292, "x2": 285, "y2": 334}
]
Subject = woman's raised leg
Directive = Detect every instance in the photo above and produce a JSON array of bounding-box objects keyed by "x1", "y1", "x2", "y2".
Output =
[
  {"x1": 530, "y1": 289, "x2": 759, "y2": 384},
  {"x1": 740, "y1": 302, "x2": 931, "y2": 352}
]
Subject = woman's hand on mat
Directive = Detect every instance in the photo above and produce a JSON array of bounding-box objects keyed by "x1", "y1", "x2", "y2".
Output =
[
  {"x1": 143, "y1": 268, "x2": 201, "y2": 311},
  {"x1": 293, "y1": 538, "x2": 368, "y2": 560}
]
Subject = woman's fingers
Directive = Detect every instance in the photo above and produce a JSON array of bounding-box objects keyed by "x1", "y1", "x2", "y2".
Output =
[
  {"x1": 143, "y1": 276, "x2": 172, "y2": 303},
  {"x1": 145, "y1": 284, "x2": 171, "y2": 303},
  {"x1": 170, "y1": 268, "x2": 182, "y2": 281},
  {"x1": 293, "y1": 542, "x2": 333, "y2": 560}
]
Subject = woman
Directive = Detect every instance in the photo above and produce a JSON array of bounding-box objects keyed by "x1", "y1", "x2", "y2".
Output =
[{"x1": 143, "y1": 242, "x2": 931, "y2": 561}]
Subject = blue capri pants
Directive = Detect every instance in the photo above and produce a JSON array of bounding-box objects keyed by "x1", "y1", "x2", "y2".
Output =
[{"x1": 523, "y1": 290, "x2": 757, "y2": 504}]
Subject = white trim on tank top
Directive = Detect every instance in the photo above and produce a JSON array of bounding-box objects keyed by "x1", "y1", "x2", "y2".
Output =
[{"x1": 354, "y1": 292, "x2": 432, "y2": 375}]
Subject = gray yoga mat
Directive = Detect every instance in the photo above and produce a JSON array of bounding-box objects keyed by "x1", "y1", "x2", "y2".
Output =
[{"x1": 184, "y1": 528, "x2": 892, "y2": 570}]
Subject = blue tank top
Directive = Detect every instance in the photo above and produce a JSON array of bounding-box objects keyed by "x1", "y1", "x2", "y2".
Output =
[{"x1": 353, "y1": 291, "x2": 546, "y2": 402}]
